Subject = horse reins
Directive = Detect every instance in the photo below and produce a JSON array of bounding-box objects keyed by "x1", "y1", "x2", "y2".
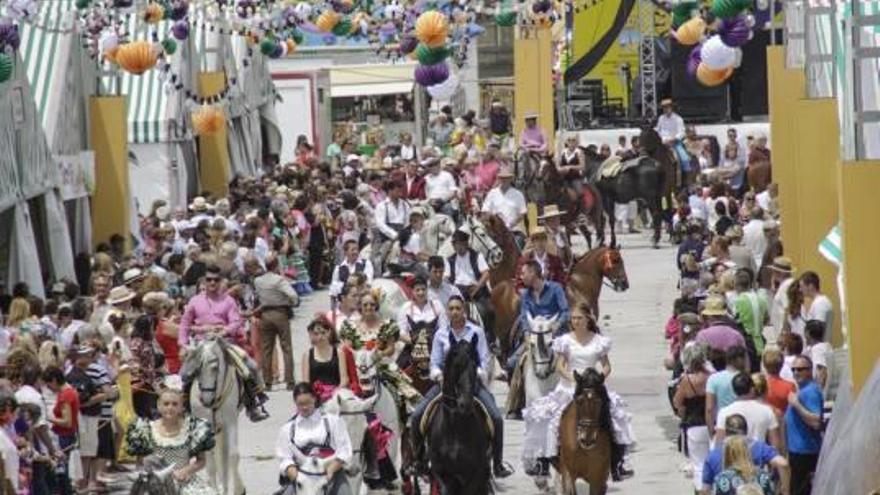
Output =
[{"x1": 526, "y1": 326, "x2": 556, "y2": 379}]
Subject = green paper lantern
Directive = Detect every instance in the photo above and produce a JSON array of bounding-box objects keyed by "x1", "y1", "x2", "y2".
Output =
[
  {"x1": 671, "y1": 1, "x2": 697, "y2": 27},
  {"x1": 260, "y1": 38, "x2": 276, "y2": 56},
  {"x1": 416, "y1": 44, "x2": 448, "y2": 65},
  {"x1": 75, "y1": 0, "x2": 91, "y2": 9},
  {"x1": 495, "y1": 11, "x2": 517, "y2": 27},
  {"x1": 0, "y1": 54, "x2": 12, "y2": 84},
  {"x1": 291, "y1": 29, "x2": 304, "y2": 45},
  {"x1": 332, "y1": 18, "x2": 352, "y2": 37},
  {"x1": 711, "y1": 0, "x2": 751, "y2": 19},
  {"x1": 161, "y1": 38, "x2": 177, "y2": 55}
]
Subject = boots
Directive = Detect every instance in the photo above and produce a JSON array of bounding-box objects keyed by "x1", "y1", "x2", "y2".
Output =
[
  {"x1": 610, "y1": 443, "x2": 634, "y2": 481},
  {"x1": 243, "y1": 379, "x2": 270, "y2": 422}
]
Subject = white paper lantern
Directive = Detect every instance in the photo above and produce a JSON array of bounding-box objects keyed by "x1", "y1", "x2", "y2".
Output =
[
  {"x1": 700, "y1": 35, "x2": 736, "y2": 71},
  {"x1": 294, "y1": 2, "x2": 312, "y2": 20},
  {"x1": 427, "y1": 73, "x2": 460, "y2": 100}
]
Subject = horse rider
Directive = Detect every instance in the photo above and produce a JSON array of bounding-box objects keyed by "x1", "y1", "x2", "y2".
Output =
[
  {"x1": 488, "y1": 100, "x2": 512, "y2": 147},
  {"x1": 517, "y1": 227, "x2": 567, "y2": 286},
  {"x1": 400, "y1": 159, "x2": 426, "y2": 200},
  {"x1": 276, "y1": 383, "x2": 354, "y2": 495},
  {"x1": 519, "y1": 111, "x2": 548, "y2": 158},
  {"x1": 426, "y1": 255, "x2": 463, "y2": 307},
  {"x1": 559, "y1": 134, "x2": 587, "y2": 193},
  {"x1": 539, "y1": 205, "x2": 573, "y2": 268},
  {"x1": 372, "y1": 179, "x2": 411, "y2": 274},
  {"x1": 329, "y1": 239, "x2": 375, "y2": 304},
  {"x1": 391, "y1": 208, "x2": 429, "y2": 279},
  {"x1": 407, "y1": 296, "x2": 515, "y2": 479},
  {"x1": 397, "y1": 276, "x2": 447, "y2": 368},
  {"x1": 445, "y1": 230, "x2": 495, "y2": 349},
  {"x1": 505, "y1": 261, "x2": 571, "y2": 419},
  {"x1": 179, "y1": 265, "x2": 269, "y2": 422},
  {"x1": 423, "y1": 156, "x2": 459, "y2": 218},
  {"x1": 655, "y1": 99, "x2": 692, "y2": 171},
  {"x1": 481, "y1": 167, "x2": 528, "y2": 249}
]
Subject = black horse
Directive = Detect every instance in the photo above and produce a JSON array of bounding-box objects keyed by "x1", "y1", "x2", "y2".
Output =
[
  {"x1": 589, "y1": 124, "x2": 675, "y2": 248},
  {"x1": 427, "y1": 335, "x2": 493, "y2": 495}
]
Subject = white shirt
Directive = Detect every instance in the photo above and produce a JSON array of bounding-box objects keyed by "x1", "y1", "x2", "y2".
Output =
[
  {"x1": 401, "y1": 231, "x2": 421, "y2": 260},
  {"x1": 397, "y1": 299, "x2": 447, "y2": 340},
  {"x1": 806, "y1": 342, "x2": 833, "y2": 377},
  {"x1": 788, "y1": 295, "x2": 834, "y2": 337},
  {"x1": 482, "y1": 186, "x2": 527, "y2": 232},
  {"x1": 424, "y1": 171, "x2": 458, "y2": 202},
  {"x1": 445, "y1": 251, "x2": 490, "y2": 286},
  {"x1": 655, "y1": 113, "x2": 686, "y2": 142},
  {"x1": 756, "y1": 190, "x2": 772, "y2": 212},
  {"x1": 716, "y1": 399, "x2": 779, "y2": 443},
  {"x1": 427, "y1": 281, "x2": 462, "y2": 307},
  {"x1": 688, "y1": 194, "x2": 709, "y2": 222},
  {"x1": 742, "y1": 219, "x2": 767, "y2": 268},
  {"x1": 375, "y1": 198, "x2": 411, "y2": 240},
  {"x1": 770, "y1": 278, "x2": 794, "y2": 339},
  {"x1": 706, "y1": 196, "x2": 729, "y2": 229},
  {"x1": 275, "y1": 412, "x2": 353, "y2": 475},
  {"x1": 60, "y1": 319, "x2": 87, "y2": 351},
  {"x1": 780, "y1": 354, "x2": 797, "y2": 382},
  {"x1": 329, "y1": 258, "x2": 374, "y2": 297}
]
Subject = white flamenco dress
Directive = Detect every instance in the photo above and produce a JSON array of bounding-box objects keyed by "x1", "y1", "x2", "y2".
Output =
[{"x1": 521, "y1": 333, "x2": 636, "y2": 471}]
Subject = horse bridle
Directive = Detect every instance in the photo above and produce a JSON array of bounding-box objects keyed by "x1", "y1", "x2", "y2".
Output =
[
  {"x1": 575, "y1": 389, "x2": 602, "y2": 450},
  {"x1": 195, "y1": 341, "x2": 235, "y2": 431},
  {"x1": 600, "y1": 250, "x2": 627, "y2": 292},
  {"x1": 466, "y1": 217, "x2": 503, "y2": 266},
  {"x1": 526, "y1": 326, "x2": 556, "y2": 379}
]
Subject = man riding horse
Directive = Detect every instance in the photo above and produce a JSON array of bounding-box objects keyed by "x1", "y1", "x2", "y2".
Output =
[
  {"x1": 656, "y1": 99, "x2": 692, "y2": 179},
  {"x1": 407, "y1": 296, "x2": 515, "y2": 479},
  {"x1": 445, "y1": 230, "x2": 495, "y2": 349},
  {"x1": 179, "y1": 265, "x2": 269, "y2": 422}
]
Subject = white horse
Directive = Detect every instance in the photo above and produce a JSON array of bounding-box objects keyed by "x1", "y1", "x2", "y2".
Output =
[
  {"x1": 276, "y1": 456, "x2": 338, "y2": 495},
  {"x1": 437, "y1": 215, "x2": 503, "y2": 267},
  {"x1": 523, "y1": 313, "x2": 561, "y2": 407},
  {"x1": 353, "y1": 348, "x2": 402, "y2": 477},
  {"x1": 321, "y1": 389, "x2": 381, "y2": 495},
  {"x1": 186, "y1": 335, "x2": 244, "y2": 495}
]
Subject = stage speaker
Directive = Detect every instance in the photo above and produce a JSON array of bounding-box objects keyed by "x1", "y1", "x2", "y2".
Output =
[
  {"x1": 735, "y1": 30, "x2": 771, "y2": 117},
  {"x1": 670, "y1": 39, "x2": 729, "y2": 121}
]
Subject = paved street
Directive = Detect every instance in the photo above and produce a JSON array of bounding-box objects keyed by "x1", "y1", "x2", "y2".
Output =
[{"x1": 237, "y1": 232, "x2": 692, "y2": 494}]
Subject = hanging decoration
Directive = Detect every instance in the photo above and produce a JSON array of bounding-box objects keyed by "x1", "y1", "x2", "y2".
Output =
[
  {"x1": 414, "y1": 10, "x2": 448, "y2": 48},
  {"x1": 143, "y1": 3, "x2": 165, "y2": 24},
  {"x1": 114, "y1": 40, "x2": 159, "y2": 75},
  {"x1": 718, "y1": 14, "x2": 754, "y2": 47},
  {"x1": 191, "y1": 104, "x2": 225, "y2": 135},
  {"x1": 710, "y1": 0, "x2": 752, "y2": 19},
  {"x1": 696, "y1": 62, "x2": 733, "y2": 86},
  {"x1": 700, "y1": 35, "x2": 736, "y2": 70},
  {"x1": 673, "y1": 17, "x2": 705, "y2": 46},
  {"x1": 0, "y1": 52, "x2": 12, "y2": 83},
  {"x1": 686, "y1": 45, "x2": 702, "y2": 78},
  {"x1": 414, "y1": 62, "x2": 449, "y2": 87}
]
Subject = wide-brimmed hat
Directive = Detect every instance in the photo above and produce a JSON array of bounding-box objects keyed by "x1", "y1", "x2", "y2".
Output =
[
  {"x1": 188, "y1": 196, "x2": 213, "y2": 212},
  {"x1": 539, "y1": 204, "x2": 567, "y2": 219},
  {"x1": 700, "y1": 295, "x2": 728, "y2": 317},
  {"x1": 661, "y1": 98, "x2": 674, "y2": 107},
  {"x1": 769, "y1": 256, "x2": 794, "y2": 273},
  {"x1": 155, "y1": 206, "x2": 170, "y2": 221},
  {"x1": 523, "y1": 111, "x2": 539, "y2": 119},
  {"x1": 75, "y1": 345, "x2": 96, "y2": 356},
  {"x1": 122, "y1": 268, "x2": 145, "y2": 286},
  {"x1": 107, "y1": 286, "x2": 136, "y2": 305},
  {"x1": 530, "y1": 226, "x2": 547, "y2": 237},
  {"x1": 497, "y1": 167, "x2": 515, "y2": 179},
  {"x1": 677, "y1": 312, "x2": 701, "y2": 328},
  {"x1": 762, "y1": 219, "x2": 779, "y2": 231},
  {"x1": 421, "y1": 156, "x2": 441, "y2": 167},
  {"x1": 346, "y1": 154, "x2": 362, "y2": 164}
]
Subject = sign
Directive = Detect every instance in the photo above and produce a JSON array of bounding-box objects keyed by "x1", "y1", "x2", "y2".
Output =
[{"x1": 56, "y1": 151, "x2": 95, "y2": 200}]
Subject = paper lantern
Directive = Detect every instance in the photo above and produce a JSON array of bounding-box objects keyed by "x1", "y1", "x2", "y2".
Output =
[
  {"x1": 161, "y1": 38, "x2": 177, "y2": 55},
  {"x1": 315, "y1": 10, "x2": 340, "y2": 32},
  {"x1": 260, "y1": 39, "x2": 276, "y2": 55},
  {"x1": 696, "y1": 63, "x2": 733, "y2": 87},
  {"x1": 115, "y1": 41, "x2": 158, "y2": 75},
  {"x1": 711, "y1": 0, "x2": 752, "y2": 19},
  {"x1": 169, "y1": 0, "x2": 189, "y2": 21},
  {"x1": 686, "y1": 45, "x2": 702, "y2": 77},
  {"x1": 0, "y1": 53, "x2": 12, "y2": 84},
  {"x1": 719, "y1": 15, "x2": 752, "y2": 47},
  {"x1": 700, "y1": 35, "x2": 736, "y2": 70},
  {"x1": 143, "y1": 3, "x2": 165, "y2": 24},
  {"x1": 672, "y1": 1, "x2": 698, "y2": 27},
  {"x1": 290, "y1": 29, "x2": 304, "y2": 45},
  {"x1": 172, "y1": 20, "x2": 190, "y2": 40},
  {"x1": 399, "y1": 34, "x2": 418, "y2": 54},
  {"x1": 332, "y1": 18, "x2": 352, "y2": 36},
  {"x1": 495, "y1": 11, "x2": 516, "y2": 27},
  {"x1": 415, "y1": 10, "x2": 449, "y2": 48},
  {"x1": 674, "y1": 17, "x2": 705, "y2": 46},
  {"x1": 0, "y1": 23, "x2": 21, "y2": 51},
  {"x1": 426, "y1": 73, "x2": 460, "y2": 100},
  {"x1": 414, "y1": 62, "x2": 449, "y2": 87},
  {"x1": 192, "y1": 105, "x2": 224, "y2": 135},
  {"x1": 416, "y1": 44, "x2": 449, "y2": 65},
  {"x1": 286, "y1": 39, "x2": 297, "y2": 54}
]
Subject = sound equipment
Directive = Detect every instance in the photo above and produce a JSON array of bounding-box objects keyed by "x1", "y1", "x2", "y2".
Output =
[
  {"x1": 735, "y1": 30, "x2": 771, "y2": 117},
  {"x1": 670, "y1": 39, "x2": 729, "y2": 121}
]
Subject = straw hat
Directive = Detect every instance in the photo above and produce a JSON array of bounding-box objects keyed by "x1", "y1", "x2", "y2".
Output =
[
  {"x1": 155, "y1": 206, "x2": 170, "y2": 221},
  {"x1": 769, "y1": 256, "x2": 794, "y2": 273},
  {"x1": 700, "y1": 295, "x2": 728, "y2": 317},
  {"x1": 107, "y1": 286, "x2": 136, "y2": 305},
  {"x1": 122, "y1": 268, "x2": 145, "y2": 286},
  {"x1": 524, "y1": 111, "x2": 539, "y2": 119},
  {"x1": 188, "y1": 196, "x2": 213, "y2": 212},
  {"x1": 539, "y1": 204, "x2": 567, "y2": 220},
  {"x1": 497, "y1": 167, "x2": 515, "y2": 179},
  {"x1": 530, "y1": 226, "x2": 547, "y2": 237},
  {"x1": 661, "y1": 98, "x2": 674, "y2": 107}
]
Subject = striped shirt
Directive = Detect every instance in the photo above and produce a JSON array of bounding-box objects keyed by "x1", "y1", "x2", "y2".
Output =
[{"x1": 86, "y1": 362, "x2": 112, "y2": 419}]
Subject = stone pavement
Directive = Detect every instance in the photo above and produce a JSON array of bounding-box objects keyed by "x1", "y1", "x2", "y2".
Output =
[{"x1": 235, "y1": 232, "x2": 693, "y2": 494}]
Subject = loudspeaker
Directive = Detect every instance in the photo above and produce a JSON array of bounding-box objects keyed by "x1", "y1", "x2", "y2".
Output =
[
  {"x1": 670, "y1": 39, "x2": 729, "y2": 121},
  {"x1": 735, "y1": 30, "x2": 772, "y2": 117}
]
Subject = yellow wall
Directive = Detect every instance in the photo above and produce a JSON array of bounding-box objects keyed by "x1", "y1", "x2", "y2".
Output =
[
  {"x1": 514, "y1": 27, "x2": 555, "y2": 145},
  {"x1": 838, "y1": 161, "x2": 880, "y2": 391},
  {"x1": 89, "y1": 96, "x2": 129, "y2": 249},
  {"x1": 197, "y1": 72, "x2": 231, "y2": 198}
]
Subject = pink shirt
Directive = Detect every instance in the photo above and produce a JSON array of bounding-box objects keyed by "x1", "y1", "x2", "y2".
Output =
[
  {"x1": 519, "y1": 127, "x2": 547, "y2": 152},
  {"x1": 178, "y1": 292, "x2": 244, "y2": 346},
  {"x1": 472, "y1": 160, "x2": 500, "y2": 193}
]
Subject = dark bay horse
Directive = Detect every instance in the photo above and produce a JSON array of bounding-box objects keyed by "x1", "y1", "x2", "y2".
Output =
[
  {"x1": 557, "y1": 368, "x2": 613, "y2": 495},
  {"x1": 482, "y1": 213, "x2": 522, "y2": 363},
  {"x1": 542, "y1": 157, "x2": 605, "y2": 250},
  {"x1": 567, "y1": 246, "x2": 629, "y2": 318},
  {"x1": 427, "y1": 335, "x2": 493, "y2": 495},
  {"x1": 591, "y1": 124, "x2": 675, "y2": 248},
  {"x1": 514, "y1": 149, "x2": 549, "y2": 205}
]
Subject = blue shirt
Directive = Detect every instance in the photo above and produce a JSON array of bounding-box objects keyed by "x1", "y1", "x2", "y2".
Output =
[
  {"x1": 785, "y1": 380, "x2": 823, "y2": 454},
  {"x1": 702, "y1": 438, "x2": 778, "y2": 486},
  {"x1": 707, "y1": 369, "x2": 738, "y2": 410},
  {"x1": 518, "y1": 281, "x2": 570, "y2": 330},
  {"x1": 430, "y1": 321, "x2": 490, "y2": 379}
]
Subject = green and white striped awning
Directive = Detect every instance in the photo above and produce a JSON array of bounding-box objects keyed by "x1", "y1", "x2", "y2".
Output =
[
  {"x1": 819, "y1": 223, "x2": 842, "y2": 268},
  {"x1": 19, "y1": 0, "x2": 76, "y2": 145}
]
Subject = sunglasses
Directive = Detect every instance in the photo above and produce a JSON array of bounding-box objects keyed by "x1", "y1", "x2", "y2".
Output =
[
  {"x1": 791, "y1": 366, "x2": 810, "y2": 372},
  {"x1": 205, "y1": 277, "x2": 220, "y2": 282}
]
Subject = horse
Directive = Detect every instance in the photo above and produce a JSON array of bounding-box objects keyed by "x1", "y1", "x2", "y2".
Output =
[
  {"x1": 353, "y1": 348, "x2": 402, "y2": 477},
  {"x1": 747, "y1": 160, "x2": 772, "y2": 193},
  {"x1": 523, "y1": 314, "x2": 561, "y2": 408},
  {"x1": 419, "y1": 210, "x2": 457, "y2": 257},
  {"x1": 426, "y1": 335, "x2": 493, "y2": 495},
  {"x1": 541, "y1": 157, "x2": 605, "y2": 250},
  {"x1": 591, "y1": 124, "x2": 675, "y2": 248},
  {"x1": 513, "y1": 148, "x2": 549, "y2": 205},
  {"x1": 556, "y1": 368, "x2": 613, "y2": 495},
  {"x1": 438, "y1": 214, "x2": 503, "y2": 267},
  {"x1": 567, "y1": 247, "x2": 630, "y2": 318},
  {"x1": 322, "y1": 388, "x2": 382, "y2": 495},
  {"x1": 274, "y1": 456, "x2": 339, "y2": 495},
  {"x1": 105, "y1": 455, "x2": 179, "y2": 495},
  {"x1": 184, "y1": 335, "x2": 244, "y2": 495}
]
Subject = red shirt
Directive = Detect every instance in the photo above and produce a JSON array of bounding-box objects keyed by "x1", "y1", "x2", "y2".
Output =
[
  {"x1": 53, "y1": 384, "x2": 79, "y2": 436},
  {"x1": 765, "y1": 374, "x2": 796, "y2": 416},
  {"x1": 155, "y1": 319, "x2": 182, "y2": 374}
]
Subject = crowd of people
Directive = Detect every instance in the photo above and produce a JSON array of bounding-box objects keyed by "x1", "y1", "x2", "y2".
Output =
[{"x1": 663, "y1": 121, "x2": 834, "y2": 494}]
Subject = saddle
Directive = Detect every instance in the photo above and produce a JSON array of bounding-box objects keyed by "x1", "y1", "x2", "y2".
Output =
[
  {"x1": 596, "y1": 156, "x2": 649, "y2": 180},
  {"x1": 419, "y1": 393, "x2": 495, "y2": 439}
]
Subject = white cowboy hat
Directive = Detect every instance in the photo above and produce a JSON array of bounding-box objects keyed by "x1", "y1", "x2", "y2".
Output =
[
  {"x1": 188, "y1": 196, "x2": 213, "y2": 212},
  {"x1": 539, "y1": 204, "x2": 567, "y2": 219},
  {"x1": 154, "y1": 205, "x2": 170, "y2": 221},
  {"x1": 107, "y1": 286, "x2": 136, "y2": 305},
  {"x1": 660, "y1": 98, "x2": 674, "y2": 107},
  {"x1": 346, "y1": 154, "x2": 362, "y2": 163},
  {"x1": 523, "y1": 111, "x2": 539, "y2": 119},
  {"x1": 122, "y1": 268, "x2": 145, "y2": 286},
  {"x1": 530, "y1": 225, "x2": 547, "y2": 237}
]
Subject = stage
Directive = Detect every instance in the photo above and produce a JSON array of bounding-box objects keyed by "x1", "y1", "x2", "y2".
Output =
[{"x1": 567, "y1": 121, "x2": 771, "y2": 150}]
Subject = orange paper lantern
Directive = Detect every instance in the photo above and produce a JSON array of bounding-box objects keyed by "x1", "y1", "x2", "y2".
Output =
[
  {"x1": 192, "y1": 105, "x2": 224, "y2": 135},
  {"x1": 104, "y1": 46, "x2": 119, "y2": 63},
  {"x1": 315, "y1": 10, "x2": 340, "y2": 32},
  {"x1": 115, "y1": 41, "x2": 158, "y2": 75},
  {"x1": 415, "y1": 10, "x2": 449, "y2": 48},
  {"x1": 143, "y1": 3, "x2": 165, "y2": 24},
  {"x1": 285, "y1": 39, "x2": 297, "y2": 54},
  {"x1": 674, "y1": 17, "x2": 705, "y2": 46},
  {"x1": 696, "y1": 62, "x2": 733, "y2": 87}
]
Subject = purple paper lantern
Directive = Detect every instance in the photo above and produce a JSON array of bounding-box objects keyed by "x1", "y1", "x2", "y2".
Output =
[
  {"x1": 172, "y1": 20, "x2": 190, "y2": 40},
  {"x1": 322, "y1": 33, "x2": 337, "y2": 45},
  {"x1": 719, "y1": 15, "x2": 751, "y2": 47},
  {"x1": 0, "y1": 23, "x2": 21, "y2": 51},
  {"x1": 687, "y1": 45, "x2": 702, "y2": 77},
  {"x1": 170, "y1": 0, "x2": 189, "y2": 21},
  {"x1": 399, "y1": 34, "x2": 418, "y2": 54},
  {"x1": 415, "y1": 62, "x2": 449, "y2": 87}
]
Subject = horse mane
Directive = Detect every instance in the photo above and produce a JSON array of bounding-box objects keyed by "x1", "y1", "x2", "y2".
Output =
[
  {"x1": 442, "y1": 339, "x2": 477, "y2": 397},
  {"x1": 574, "y1": 369, "x2": 613, "y2": 432}
]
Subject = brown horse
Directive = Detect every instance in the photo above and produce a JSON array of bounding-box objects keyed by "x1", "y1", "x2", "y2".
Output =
[
  {"x1": 480, "y1": 213, "x2": 522, "y2": 362},
  {"x1": 542, "y1": 157, "x2": 605, "y2": 250},
  {"x1": 557, "y1": 368, "x2": 613, "y2": 495},
  {"x1": 567, "y1": 247, "x2": 630, "y2": 318},
  {"x1": 747, "y1": 160, "x2": 772, "y2": 193}
]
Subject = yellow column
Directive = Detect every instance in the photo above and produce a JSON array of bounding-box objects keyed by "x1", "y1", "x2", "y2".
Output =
[
  {"x1": 838, "y1": 160, "x2": 880, "y2": 391},
  {"x1": 89, "y1": 96, "x2": 129, "y2": 249},
  {"x1": 514, "y1": 27, "x2": 555, "y2": 145},
  {"x1": 197, "y1": 72, "x2": 231, "y2": 197},
  {"x1": 766, "y1": 46, "x2": 805, "y2": 267}
]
